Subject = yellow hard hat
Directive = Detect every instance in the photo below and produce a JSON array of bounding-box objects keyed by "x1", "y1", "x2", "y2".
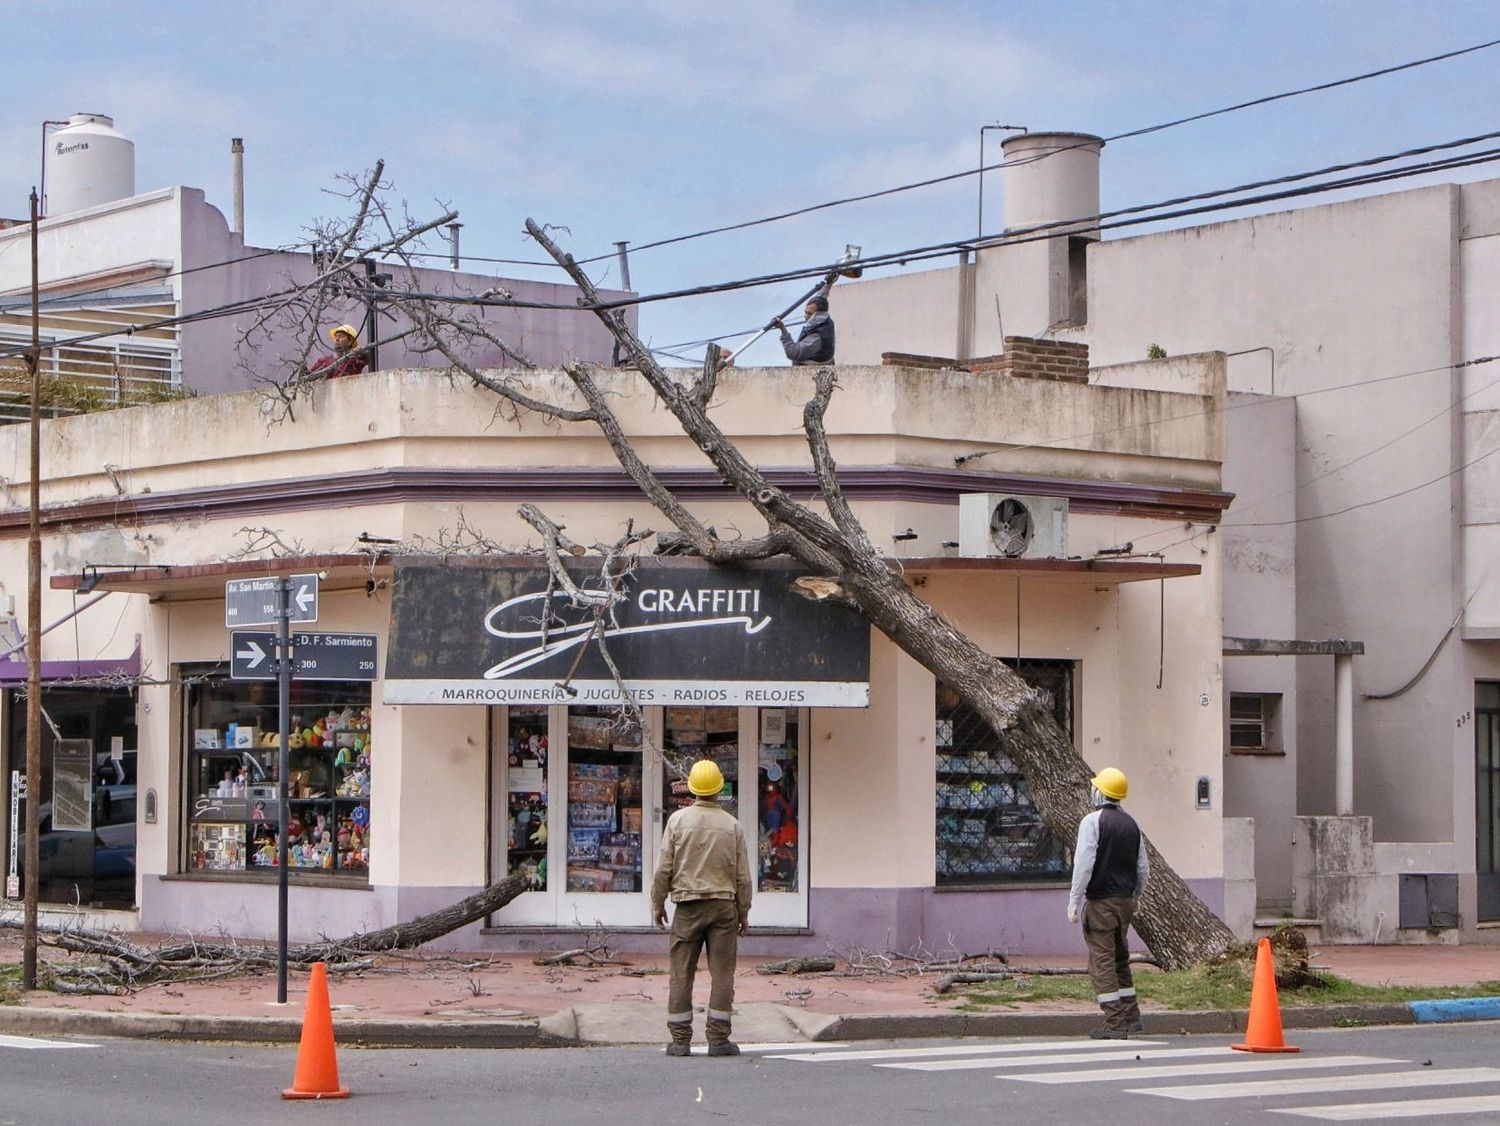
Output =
[
  {"x1": 330, "y1": 324, "x2": 359, "y2": 343},
  {"x1": 1091, "y1": 767, "x2": 1128, "y2": 802},
  {"x1": 687, "y1": 759, "x2": 724, "y2": 797}
]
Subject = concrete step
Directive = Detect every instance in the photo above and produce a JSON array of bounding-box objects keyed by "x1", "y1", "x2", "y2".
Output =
[{"x1": 1253, "y1": 916, "x2": 1322, "y2": 942}]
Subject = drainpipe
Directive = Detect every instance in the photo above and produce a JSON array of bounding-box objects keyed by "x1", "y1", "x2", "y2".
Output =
[
  {"x1": 231, "y1": 138, "x2": 244, "y2": 237},
  {"x1": 1334, "y1": 653, "x2": 1354, "y2": 815}
]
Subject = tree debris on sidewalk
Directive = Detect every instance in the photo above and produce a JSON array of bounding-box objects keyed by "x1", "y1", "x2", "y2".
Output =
[{"x1": 1, "y1": 874, "x2": 526, "y2": 994}]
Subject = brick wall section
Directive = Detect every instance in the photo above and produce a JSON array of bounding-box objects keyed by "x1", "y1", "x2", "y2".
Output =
[
  {"x1": 971, "y1": 336, "x2": 1090, "y2": 383},
  {"x1": 881, "y1": 337, "x2": 1090, "y2": 383}
]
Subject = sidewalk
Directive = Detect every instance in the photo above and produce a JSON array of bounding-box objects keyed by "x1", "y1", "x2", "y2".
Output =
[{"x1": 3, "y1": 930, "x2": 1497, "y2": 1048}]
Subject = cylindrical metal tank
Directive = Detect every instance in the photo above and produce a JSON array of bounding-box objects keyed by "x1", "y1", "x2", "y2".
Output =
[
  {"x1": 47, "y1": 113, "x2": 136, "y2": 216},
  {"x1": 1000, "y1": 131, "x2": 1103, "y2": 239}
]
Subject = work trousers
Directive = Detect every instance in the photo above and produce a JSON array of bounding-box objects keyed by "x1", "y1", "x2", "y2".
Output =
[
  {"x1": 1084, "y1": 896, "x2": 1141, "y2": 1030},
  {"x1": 666, "y1": 898, "x2": 740, "y2": 1044}
]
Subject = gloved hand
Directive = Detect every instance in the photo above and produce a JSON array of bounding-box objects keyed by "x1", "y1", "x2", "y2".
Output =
[{"x1": 1067, "y1": 902, "x2": 1079, "y2": 925}]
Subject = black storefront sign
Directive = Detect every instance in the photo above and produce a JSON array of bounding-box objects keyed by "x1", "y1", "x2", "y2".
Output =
[{"x1": 383, "y1": 561, "x2": 870, "y2": 707}]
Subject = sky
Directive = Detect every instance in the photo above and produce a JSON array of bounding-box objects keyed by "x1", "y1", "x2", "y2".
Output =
[{"x1": 4, "y1": 0, "x2": 1500, "y2": 366}]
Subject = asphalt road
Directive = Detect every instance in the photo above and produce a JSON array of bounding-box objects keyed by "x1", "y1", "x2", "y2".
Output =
[{"x1": 2, "y1": 1024, "x2": 1499, "y2": 1125}]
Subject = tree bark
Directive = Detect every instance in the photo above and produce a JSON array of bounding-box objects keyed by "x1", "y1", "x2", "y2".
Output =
[{"x1": 524, "y1": 220, "x2": 1236, "y2": 969}]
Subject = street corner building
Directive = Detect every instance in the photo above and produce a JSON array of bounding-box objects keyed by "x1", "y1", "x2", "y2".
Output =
[
  {"x1": 3, "y1": 122, "x2": 1495, "y2": 956},
  {"x1": 0, "y1": 352, "x2": 1229, "y2": 957}
]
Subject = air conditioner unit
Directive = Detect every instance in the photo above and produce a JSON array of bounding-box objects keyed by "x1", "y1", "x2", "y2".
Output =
[{"x1": 957, "y1": 494, "x2": 1069, "y2": 559}]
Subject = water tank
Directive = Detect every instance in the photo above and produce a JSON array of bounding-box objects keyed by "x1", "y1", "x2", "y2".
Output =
[
  {"x1": 47, "y1": 113, "x2": 136, "y2": 216},
  {"x1": 1000, "y1": 131, "x2": 1103, "y2": 240}
]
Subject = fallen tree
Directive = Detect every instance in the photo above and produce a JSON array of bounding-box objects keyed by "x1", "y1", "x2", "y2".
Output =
[
  {"x1": 238, "y1": 171, "x2": 1236, "y2": 969},
  {"x1": 6, "y1": 875, "x2": 527, "y2": 993}
]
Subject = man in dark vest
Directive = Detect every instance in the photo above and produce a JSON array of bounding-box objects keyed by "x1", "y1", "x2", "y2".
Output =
[
  {"x1": 771, "y1": 293, "x2": 835, "y2": 365},
  {"x1": 1067, "y1": 766, "x2": 1150, "y2": 1039}
]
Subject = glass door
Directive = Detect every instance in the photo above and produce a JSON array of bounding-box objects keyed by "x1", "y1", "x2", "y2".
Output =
[
  {"x1": 559, "y1": 706, "x2": 653, "y2": 926},
  {"x1": 658, "y1": 706, "x2": 808, "y2": 929},
  {"x1": 1478, "y1": 682, "x2": 1499, "y2": 923},
  {"x1": 493, "y1": 704, "x2": 807, "y2": 928}
]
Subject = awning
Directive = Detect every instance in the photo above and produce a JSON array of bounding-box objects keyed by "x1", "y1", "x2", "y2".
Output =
[{"x1": 0, "y1": 642, "x2": 141, "y2": 686}]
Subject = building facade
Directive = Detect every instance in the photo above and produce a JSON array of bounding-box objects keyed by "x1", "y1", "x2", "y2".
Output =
[
  {"x1": 833, "y1": 132, "x2": 1500, "y2": 943},
  {"x1": 0, "y1": 354, "x2": 1230, "y2": 956}
]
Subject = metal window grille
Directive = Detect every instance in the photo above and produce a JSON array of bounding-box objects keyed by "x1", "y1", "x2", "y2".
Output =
[
  {"x1": 1229, "y1": 693, "x2": 1268, "y2": 750},
  {"x1": 0, "y1": 325, "x2": 181, "y2": 424},
  {"x1": 935, "y1": 659, "x2": 1073, "y2": 885}
]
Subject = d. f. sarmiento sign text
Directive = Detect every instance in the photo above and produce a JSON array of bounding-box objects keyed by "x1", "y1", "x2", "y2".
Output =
[{"x1": 382, "y1": 560, "x2": 870, "y2": 707}]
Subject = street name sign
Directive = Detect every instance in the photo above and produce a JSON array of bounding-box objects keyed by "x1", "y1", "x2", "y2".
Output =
[
  {"x1": 224, "y1": 574, "x2": 319, "y2": 628},
  {"x1": 230, "y1": 630, "x2": 378, "y2": 682}
]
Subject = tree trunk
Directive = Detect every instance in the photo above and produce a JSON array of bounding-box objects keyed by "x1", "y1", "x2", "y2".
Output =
[
  {"x1": 522, "y1": 220, "x2": 1237, "y2": 969},
  {"x1": 311, "y1": 874, "x2": 529, "y2": 956}
]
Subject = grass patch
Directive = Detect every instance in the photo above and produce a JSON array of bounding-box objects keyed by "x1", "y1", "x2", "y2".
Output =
[
  {"x1": 955, "y1": 966, "x2": 1500, "y2": 1013},
  {"x1": 0, "y1": 963, "x2": 21, "y2": 1005}
]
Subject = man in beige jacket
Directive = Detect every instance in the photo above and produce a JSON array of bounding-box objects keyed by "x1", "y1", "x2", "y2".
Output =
[{"x1": 651, "y1": 758, "x2": 753, "y2": 1057}]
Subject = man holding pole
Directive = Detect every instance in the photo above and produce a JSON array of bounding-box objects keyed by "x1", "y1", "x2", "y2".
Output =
[{"x1": 771, "y1": 293, "x2": 835, "y2": 365}]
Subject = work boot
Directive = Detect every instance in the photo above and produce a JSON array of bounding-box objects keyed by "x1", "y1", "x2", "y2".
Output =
[
  {"x1": 1089, "y1": 1026, "x2": 1130, "y2": 1040},
  {"x1": 706, "y1": 1041, "x2": 741, "y2": 1057},
  {"x1": 664, "y1": 1042, "x2": 692, "y2": 1057}
]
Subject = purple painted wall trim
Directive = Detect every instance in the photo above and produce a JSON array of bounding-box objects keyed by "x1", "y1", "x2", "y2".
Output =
[
  {"x1": 3, "y1": 465, "x2": 1232, "y2": 540},
  {"x1": 141, "y1": 876, "x2": 1227, "y2": 957},
  {"x1": 0, "y1": 645, "x2": 140, "y2": 685}
]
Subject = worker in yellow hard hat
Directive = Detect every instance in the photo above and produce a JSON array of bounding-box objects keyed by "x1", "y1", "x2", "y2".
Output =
[
  {"x1": 650, "y1": 758, "x2": 752, "y2": 1058},
  {"x1": 309, "y1": 323, "x2": 369, "y2": 380},
  {"x1": 1067, "y1": 766, "x2": 1150, "y2": 1039}
]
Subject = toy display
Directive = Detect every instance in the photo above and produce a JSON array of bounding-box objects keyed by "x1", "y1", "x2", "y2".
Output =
[
  {"x1": 562, "y1": 707, "x2": 643, "y2": 893},
  {"x1": 504, "y1": 707, "x2": 549, "y2": 888},
  {"x1": 933, "y1": 673, "x2": 1071, "y2": 884},
  {"x1": 188, "y1": 680, "x2": 373, "y2": 877}
]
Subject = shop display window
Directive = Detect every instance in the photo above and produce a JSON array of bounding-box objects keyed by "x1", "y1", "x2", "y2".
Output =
[
  {"x1": 756, "y1": 708, "x2": 800, "y2": 893},
  {"x1": 504, "y1": 707, "x2": 549, "y2": 889},
  {"x1": 935, "y1": 660, "x2": 1073, "y2": 886},
  {"x1": 565, "y1": 707, "x2": 643, "y2": 893},
  {"x1": 662, "y1": 706, "x2": 739, "y2": 817},
  {"x1": 184, "y1": 671, "x2": 372, "y2": 879}
]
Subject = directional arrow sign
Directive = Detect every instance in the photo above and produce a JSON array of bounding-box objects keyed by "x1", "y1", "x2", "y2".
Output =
[
  {"x1": 235, "y1": 637, "x2": 268, "y2": 670},
  {"x1": 224, "y1": 573, "x2": 319, "y2": 627},
  {"x1": 230, "y1": 631, "x2": 378, "y2": 682}
]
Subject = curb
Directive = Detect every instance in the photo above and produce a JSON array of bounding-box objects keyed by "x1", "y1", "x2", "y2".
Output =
[
  {"x1": 3, "y1": 998, "x2": 1494, "y2": 1048},
  {"x1": 1408, "y1": 997, "x2": 1500, "y2": 1024},
  {"x1": 0, "y1": 1006, "x2": 566, "y2": 1049}
]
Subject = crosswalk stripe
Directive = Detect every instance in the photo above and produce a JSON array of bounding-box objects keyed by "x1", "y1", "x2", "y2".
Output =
[
  {"x1": 881, "y1": 1045, "x2": 1242, "y2": 1072},
  {"x1": 0, "y1": 1034, "x2": 95, "y2": 1050},
  {"x1": 770, "y1": 1039, "x2": 1166, "y2": 1063},
  {"x1": 1270, "y1": 1094, "x2": 1500, "y2": 1120},
  {"x1": 1003, "y1": 1054, "x2": 1399, "y2": 1084},
  {"x1": 1132, "y1": 1066, "x2": 1500, "y2": 1101},
  {"x1": 1128, "y1": 1067, "x2": 1500, "y2": 1103},
  {"x1": 737, "y1": 1042, "x2": 851, "y2": 1053}
]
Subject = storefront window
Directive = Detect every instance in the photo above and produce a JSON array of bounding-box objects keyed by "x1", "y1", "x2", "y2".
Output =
[
  {"x1": 662, "y1": 706, "x2": 739, "y2": 816},
  {"x1": 504, "y1": 706, "x2": 549, "y2": 889},
  {"x1": 184, "y1": 672, "x2": 372, "y2": 878},
  {"x1": 6, "y1": 688, "x2": 137, "y2": 907},
  {"x1": 565, "y1": 706, "x2": 643, "y2": 893},
  {"x1": 757, "y1": 708, "x2": 799, "y2": 893},
  {"x1": 935, "y1": 660, "x2": 1073, "y2": 885}
]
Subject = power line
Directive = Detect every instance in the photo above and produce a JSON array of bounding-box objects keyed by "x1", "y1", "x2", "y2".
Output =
[
  {"x1": 1131, "y1": 360, "x2": 1500, "y2": 553},
  {"x1": 0, "y1": 243, "x2": 301, "y2": 311},
  {"x1": 6, "y1": 130, "x2": 1500, "y2": 365},
  {"x1": 377, "y1": 138, "x2": 1500, "y2": 317},
  {"x1": 553, "y1": 36, "x2": 1500, "y2": 266}
]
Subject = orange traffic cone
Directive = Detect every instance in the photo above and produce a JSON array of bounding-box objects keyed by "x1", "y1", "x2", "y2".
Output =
[
  {"x1": 282, "y1": 962, "x2": 351, "y2": 1099},
  {"x1": 1232, "y1": 937, "x2": 1300, "y2": 1053}
]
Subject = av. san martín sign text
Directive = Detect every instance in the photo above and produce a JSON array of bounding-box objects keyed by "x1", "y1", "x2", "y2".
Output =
[{"x1": 382, "y1": 560, "x2": 870, "y2": 707}]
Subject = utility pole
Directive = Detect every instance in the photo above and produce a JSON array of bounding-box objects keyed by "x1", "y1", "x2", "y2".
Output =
[{"x1": 22, "y1": 189, "x2": 41, "y2": 990}]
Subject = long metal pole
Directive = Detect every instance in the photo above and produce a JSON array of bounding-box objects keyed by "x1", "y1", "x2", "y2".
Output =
[
  {"x1": 22, "y1": 190, "x2": 41, "y2": 989},
  {"x1": 276, "y1": 578, "x2": 291, "y2": 1003}
]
